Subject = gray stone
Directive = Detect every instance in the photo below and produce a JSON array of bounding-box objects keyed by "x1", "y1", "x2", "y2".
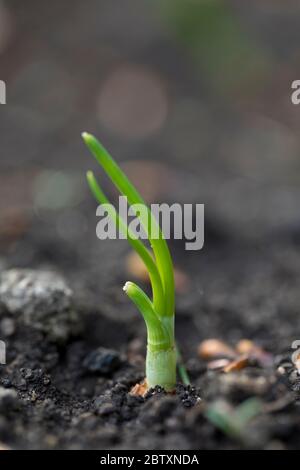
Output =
[{"x1": 0, "y1": 269, "x2": 80, "y2": 342}]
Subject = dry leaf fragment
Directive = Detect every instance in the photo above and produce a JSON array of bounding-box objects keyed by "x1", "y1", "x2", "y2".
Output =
[
  {"x1": 207, "y1": 359, "x2": 231, "y2": 370},
  {"x1": 199, "y1": 338, "x2": 272, "y2": 374},
  {"x1": 198, "y1": 339, "x2": 236, "y2": 360},
  {"x1": 236, "y1": 339, "x2": 273, "y2": 367},
  {"x1": 223, "y1": 355, "x2": 250, "y2": 373},
  {"x1": 129, "y1": 380, "x2": 149, "y2": 397}
]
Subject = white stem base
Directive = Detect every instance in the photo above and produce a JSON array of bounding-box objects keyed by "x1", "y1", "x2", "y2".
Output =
[{"x1": 146, "y1": 346, "x2": 176, "y2": 391}]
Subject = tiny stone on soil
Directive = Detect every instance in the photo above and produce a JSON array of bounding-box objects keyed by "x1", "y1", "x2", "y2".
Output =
[
  {"x1": 0, "y1": 317, "x2": 15, "y2": 336},
  {"x1": 97, "y1": 402, "x2": 116, "y2": 417},
  {"x1": 83, "y1": 347, "x2": 122, "y2": 376}
]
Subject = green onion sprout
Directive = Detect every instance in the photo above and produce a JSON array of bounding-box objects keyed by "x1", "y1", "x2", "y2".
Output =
[{"x1": 82, "y1": 132, "x2": 177, "y2": 391}]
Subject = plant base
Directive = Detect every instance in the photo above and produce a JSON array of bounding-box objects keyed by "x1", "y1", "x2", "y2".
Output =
[{"x1": 146, "y1": 346, "x2": 176, "y2": 391}]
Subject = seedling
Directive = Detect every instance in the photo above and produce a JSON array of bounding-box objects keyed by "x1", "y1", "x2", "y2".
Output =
[
  {"x1": 205, "y1": 398, "x2": 263, "y2": 443},
  {"x1": 82, "y1": 132, "x2": 178, "y2": 391}
]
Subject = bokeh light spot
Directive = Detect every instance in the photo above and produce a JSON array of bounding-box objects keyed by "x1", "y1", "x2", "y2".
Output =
[{"x1": 97, "y1": 64, "x2": 169, "y2": 139}]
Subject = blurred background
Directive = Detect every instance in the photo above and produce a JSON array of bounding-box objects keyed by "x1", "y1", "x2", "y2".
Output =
[{"x1": 1, "y1": 0, "x2": 300, "y2": 327}]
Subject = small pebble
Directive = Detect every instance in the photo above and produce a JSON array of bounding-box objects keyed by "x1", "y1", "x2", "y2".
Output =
[
  {"x1": 1, "y1": 378, "x2": 11, "y2": 388},
  {"x1": 0, "y1": 317, "x2": 15, "y2": 336},
  {"x1": 0, "y1": 386, "x2": 18, "y2": 410},
  {"x1": 97, "y1": 402, "x2": 116, "y2": 417},
  {"x1": 83, "y1": 347, "x2": 121, "y2": 375}
]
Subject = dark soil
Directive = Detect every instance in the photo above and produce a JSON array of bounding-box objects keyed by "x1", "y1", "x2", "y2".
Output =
[{"x1": 1, "y1": 226, "x2": 300, "y2": 450}]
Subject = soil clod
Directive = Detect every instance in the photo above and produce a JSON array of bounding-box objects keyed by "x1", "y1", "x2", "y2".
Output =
[
  {"x1": 83, "y1": 347, "x2": 122, "y2": 376},
  {"x1": 0, "y1": 269, "x2": 80, "y2": 342}
]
